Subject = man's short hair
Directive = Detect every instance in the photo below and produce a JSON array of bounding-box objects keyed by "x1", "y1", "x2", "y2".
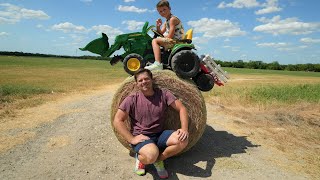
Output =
[
  {"x1": 134, "y1": 68, "x2": 153, "y2": 82},
  {"x1": 156, "y1": 0, "x2": 170, "y2": 8}
]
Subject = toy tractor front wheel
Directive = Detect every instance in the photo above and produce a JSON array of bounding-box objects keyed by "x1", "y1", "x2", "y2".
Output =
[
  {"x1": 123, "y1": 53, "x2": 145, "y2": 75},
  {"x1": 171, "y1": 50, "x2": 200, "y2": 79}
]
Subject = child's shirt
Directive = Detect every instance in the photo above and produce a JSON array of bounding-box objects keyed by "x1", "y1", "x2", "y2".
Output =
[{"x1": 165, "y1": 14, "x2": 184, "y2": 40}]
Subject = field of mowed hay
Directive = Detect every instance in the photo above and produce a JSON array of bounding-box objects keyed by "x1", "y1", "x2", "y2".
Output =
[{"x1": 1, "y1": 56, "x2": 319, "y2": 177}]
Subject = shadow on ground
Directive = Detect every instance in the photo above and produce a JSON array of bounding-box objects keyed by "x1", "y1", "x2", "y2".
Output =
[{"x1": 147, "y1": 125, "x2": 260, "y2": 179}]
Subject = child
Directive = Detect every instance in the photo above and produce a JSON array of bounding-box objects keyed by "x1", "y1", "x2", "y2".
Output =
[{"x1": 145, "y1": 0, "x2": 184, "y2": 71}]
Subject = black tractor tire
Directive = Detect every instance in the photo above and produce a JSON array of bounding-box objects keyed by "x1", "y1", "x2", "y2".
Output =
[
  {"x1": 193, "y1": 73, "x2": 214, "y2": 92},
  {"x1": 171, "y1": 50, "x2": 200, "y2": 79},
  {"x1": 123, "y1": 53, "x2": 144, "y2": 75}
]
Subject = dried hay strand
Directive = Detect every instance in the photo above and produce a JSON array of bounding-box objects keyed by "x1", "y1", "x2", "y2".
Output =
[{"x1": 110, "y1": 70, "x2": 207, "y2": 154}]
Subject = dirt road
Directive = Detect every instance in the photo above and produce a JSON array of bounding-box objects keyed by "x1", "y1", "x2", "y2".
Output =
[{"x1": 0, "y1": 85, "x2": 312, "y2": 179}]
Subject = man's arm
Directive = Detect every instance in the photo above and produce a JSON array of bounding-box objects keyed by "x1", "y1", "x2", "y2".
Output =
[
  {"x1": 113, "y1": 109, "x2": 134, "y2": 143},
  {"x1": 113, "y1": 109, "x2": 150, "y2": 145},
  {"x1": 170, "y1": 99, "x2": 189, "y2": 141}
]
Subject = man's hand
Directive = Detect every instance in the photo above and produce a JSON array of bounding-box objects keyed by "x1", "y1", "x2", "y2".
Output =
[
  {"x1": 177, "y1": 129, "x2": 189, "y2": 141},
  {"x1": 130, "y1": 134, "x2": 150, "y2": 145}
]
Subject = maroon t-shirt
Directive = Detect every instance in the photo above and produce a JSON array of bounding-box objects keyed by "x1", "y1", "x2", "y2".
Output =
[{"x1": 119, "y1": 88, "x2": 177, "y2": 136}]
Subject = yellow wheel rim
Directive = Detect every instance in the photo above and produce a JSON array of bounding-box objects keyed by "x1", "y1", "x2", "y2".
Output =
[{"x1": 127, "y1": 58, "x2": 141, "y2": 71}]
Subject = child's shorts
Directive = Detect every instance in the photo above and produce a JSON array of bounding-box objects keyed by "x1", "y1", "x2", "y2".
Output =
[{"x1": 160, "y1": 37, "x2": 177, "y2": 49}]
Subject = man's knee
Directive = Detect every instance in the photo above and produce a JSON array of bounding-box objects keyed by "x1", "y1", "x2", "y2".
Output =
[
  {"x1": 168, "y1": 132, "x2": 189, "y2": 149},
  {"x1": 179, "y1": 139, "x2": 188, "y2": 149},
  {"x1": 139, "y1": 144, "x2": 159, "y2": 164}
]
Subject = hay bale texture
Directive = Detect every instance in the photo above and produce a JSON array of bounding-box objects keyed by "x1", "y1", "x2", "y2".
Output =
[{"x1": 110, "y1": 70, "x2": 207, "y2": 154}]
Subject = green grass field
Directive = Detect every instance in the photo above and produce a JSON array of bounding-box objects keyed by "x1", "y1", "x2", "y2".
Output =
[
  {"x1": 0, "y1": 56, "x2": 128, "y2": 98},
  {"x1": 205, "y1": 67, "x2": 320, "y2": 106},
  {"x1": 223, "y1": 67, "x2": 320, "y2": 77},
  {"x1": 1, "y1": 56, "x2": 319, "y2": 110}
]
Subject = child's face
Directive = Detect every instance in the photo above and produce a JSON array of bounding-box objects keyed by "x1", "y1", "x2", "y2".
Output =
[{"x1": 157, "y1": 6, "x2": 170, "y2": 18}]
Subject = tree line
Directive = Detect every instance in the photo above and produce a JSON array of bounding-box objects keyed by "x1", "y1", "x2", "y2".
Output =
[
  {"x1": 214, "y1": 59, "x2": 320, "y2": 72},
  {"x1": 0, "y1": 51, "x2": 111, "y2": 61},
  {"x1": 1, "y1": 51, "x2": 319, "y2": 72}
]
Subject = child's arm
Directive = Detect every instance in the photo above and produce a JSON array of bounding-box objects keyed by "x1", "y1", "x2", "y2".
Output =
[
  {"x1": 156, "y1": 18, "x2": 166, "y2": 35},
  {"x1": 166, "y1": 16, "x2": 179, "y2": 39}
]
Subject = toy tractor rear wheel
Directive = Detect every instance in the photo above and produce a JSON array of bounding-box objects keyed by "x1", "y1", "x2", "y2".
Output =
[
  {"x1": 171, "y1": 50, "x2": 200, "y2": 79},
  {"x1": 193, "y1": 73, "x2": 214, "y2": 92},
  {"x1": 123, "y1": 53, "x2": 144, "y2": 75}
]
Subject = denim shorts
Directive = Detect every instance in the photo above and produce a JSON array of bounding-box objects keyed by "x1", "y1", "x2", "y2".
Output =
[{"x1": 131, "y1": 130, "x2": 174, "y2": 153}]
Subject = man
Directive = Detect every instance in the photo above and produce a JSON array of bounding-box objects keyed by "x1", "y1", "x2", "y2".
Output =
[{"x1": 113, "y1": 68, "x2": 189, "y2": 179}]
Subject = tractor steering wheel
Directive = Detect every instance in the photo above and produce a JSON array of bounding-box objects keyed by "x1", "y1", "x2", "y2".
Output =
[{"x1": 151, "y1": 28, "x2": 164, "y2": 38}]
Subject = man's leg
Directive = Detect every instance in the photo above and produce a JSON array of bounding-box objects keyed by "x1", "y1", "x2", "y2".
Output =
[
  {"x1": 158, "y1": 130, "x2": 188, "y2": 161},
  {"x1": 152, "y1": 130, "x2": 188, "y2": 179},
  {"x1": 138, "y1": 143, "x2": 159, "y2": 165},
  {"x1": 132, "y1": 140, "x2": 159, "y2": 176}
]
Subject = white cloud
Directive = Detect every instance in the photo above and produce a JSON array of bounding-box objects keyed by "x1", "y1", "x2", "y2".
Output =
[
  {"x1": 254, "y1": 15, "x2": 320, "y2": 35},
  {"x1": 124, "y1": 0, "x2": 135, "y2": 2},
  {"x1": 0, "y1": 32, "x2": 9, "y2": 36},
  {"x1": 90, "y1": 25, "x2": 123, "y2": 42},
  {"x1": 256, "y1": 42, "x2": 288, "y2": 48},
  {"x1": 70, "y1": 34, "x2": 86, "y2": 44},
  {"x1": 255, "y1": 0, "x2": 282, "y2": 15},
  {"x1": 217, "y1": 0, "x2": 281, "y2": 15},
  {"x1": 117, "y1": 5, "x2": 148, "y2": 13},
  {"x1": 298, "y1": 45, "x2": 308, "y2": 49},
  {"x1": 122, "y1": 20, "x2": 145, "y2": 31},
  {"x1": 300, "y1": 37, "x2": 320, "y2": 44},
  {"x1": 255, "y1": 6, "x2": 281, "y2": 15},
  {"x1": 218, "y1": 0, "x2": 260, "y2": 9},
  {"x1": 91, "y1": 25, "x2": 123, "y2": 35},
  {"x1": 192, "y1": 36, "x2": 210, "y2": 45},
  {"x1": 0, "y1": 3, "x2": 50, "y2": 24},
  {"x1": 187, "y1": 18, "x2": 246, "y2": 40},
  {"x1": 256, "y1": 41, "x2": 310, "y2": 52},
  {"x1": 52, "y1": 22, "x2": 87, "y2": 33}
]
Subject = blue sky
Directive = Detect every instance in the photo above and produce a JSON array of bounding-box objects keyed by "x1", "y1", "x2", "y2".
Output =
[{"x1": 0, "y1": 0, "x2": 319, "y2": 64}]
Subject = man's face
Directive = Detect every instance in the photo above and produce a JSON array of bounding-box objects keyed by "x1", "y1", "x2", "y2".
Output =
[
  {"x1": 136, "y1": 72, "x2": 153, "y2": 91},
  {"x1": 157, "y1": 6, "x2": 170, "y2": 18}
]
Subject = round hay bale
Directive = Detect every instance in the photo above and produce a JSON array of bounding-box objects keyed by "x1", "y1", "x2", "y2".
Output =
[{"x1": 110, "y1": 70, "x2": 207, "y2": 154}]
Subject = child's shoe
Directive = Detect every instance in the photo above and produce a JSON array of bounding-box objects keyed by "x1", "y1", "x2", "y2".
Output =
[{"x1": 145, "y1": 63, "x2": 163, "y2": 71}]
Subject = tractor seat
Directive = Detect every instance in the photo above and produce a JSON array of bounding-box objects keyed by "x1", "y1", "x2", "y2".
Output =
[{"x1": 178, "y1": 29, "x2": 193, "y2": 44}]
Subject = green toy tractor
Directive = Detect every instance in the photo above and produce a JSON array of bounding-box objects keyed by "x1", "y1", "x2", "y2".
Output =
[
  {"x1": 80, "y1": 21, "x2": 199, "y2": 79},
  {"x1": 80, "y1": 21, "x2": 229, "y2": 91}
]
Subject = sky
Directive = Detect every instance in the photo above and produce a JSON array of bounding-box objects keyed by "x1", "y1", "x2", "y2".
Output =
[{"x1": 0, "y1": 0, "x2": 320, "y2": 65}]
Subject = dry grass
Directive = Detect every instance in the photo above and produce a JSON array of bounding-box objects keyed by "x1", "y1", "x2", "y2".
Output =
[
  {"x1": 205, "y1": 73, "x2": 320, "y2": 177},
  {"x1": 0, "y1": 56, "x2": 128, "y2": 120},
  {"x1": 1, "y1": 56, "x2": 319, "y2": 177}
]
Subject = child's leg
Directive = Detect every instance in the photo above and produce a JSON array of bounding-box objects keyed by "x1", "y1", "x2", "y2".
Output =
[
  {"x1": 152, "y1": 38, "x2": 165, "y2": 63},
  {"x1": 152, "y1": 38, "x2": 175, "y2": 63}
]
